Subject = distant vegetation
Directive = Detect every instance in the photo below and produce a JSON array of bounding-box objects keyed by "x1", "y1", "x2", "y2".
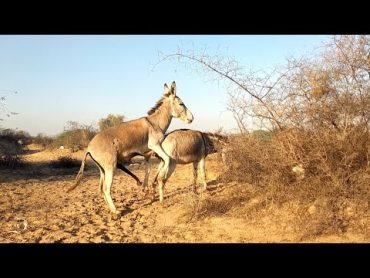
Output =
[
  {"x1": 0, "y1": 128, "x2": 31, "y2": 145},
  {"x1": 50, "y1": 121, "x2": 97, "y2": 151},
  {"x1": 0, "y1": 128, "x2": 29, "y2": 168},
  {"x1": 32, "y1": 133, "x2": 53, "y2": 148},
  {"x1": 98, "y1": 114, "x2": 124, "y2": 131},
  {"x1": 0, "y1": 113, "x2": 126, "y2": 168},
  {"x1": 50, "y1": 156, "x2": 81, "y2": 169}
]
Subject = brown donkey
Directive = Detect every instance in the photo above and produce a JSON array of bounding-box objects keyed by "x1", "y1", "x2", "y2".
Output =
[{"x1": 67, "y1": 82, "x2": 194, "y2": 216}]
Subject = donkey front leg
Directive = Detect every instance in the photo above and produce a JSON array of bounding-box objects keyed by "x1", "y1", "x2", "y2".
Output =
[
  {"x1": 157, "y1": 160, "x2": 176, "y2": 203},
  {"x1": 198, "y1": 157, "x2": 207, "y2": 190},
  {"x1": 146, "y1": 159, "x2": 163, "y2": 201},
  {"x1": 148, "y1": 143, "x2": 171, "y2": 180},
  {"x1": 192, "y1": 162, "x2": 199, "y2": 192},
  {"x1": 151, "y1": 160, "x2": 164, "y2": 190}
]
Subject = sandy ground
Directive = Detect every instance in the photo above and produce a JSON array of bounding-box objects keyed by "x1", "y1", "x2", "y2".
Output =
[{"x1": 0, "y1": 145, "x2": 368, "y2": 243}]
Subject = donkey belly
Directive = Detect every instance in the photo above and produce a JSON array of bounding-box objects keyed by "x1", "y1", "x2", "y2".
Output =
[
  {"x1": 175, "y1": 155, "x2": 201, "y2": 164},
  {"x1": 118, "y1": 145, "x2": 151, "y2": 164},
  {"x1": 165, "y1": 146, "x2": 201, "y2": 164},
  {"x1": 163, "y1": 141, "x2": 203, "y2": 164}
]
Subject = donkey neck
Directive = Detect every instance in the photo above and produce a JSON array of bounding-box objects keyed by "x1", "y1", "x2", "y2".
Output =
[{"x1": 147, "y1": 104, "x2": 173, "y2": 133}]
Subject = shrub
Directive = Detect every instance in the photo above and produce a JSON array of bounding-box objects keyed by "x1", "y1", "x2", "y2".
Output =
[
  {"x1": 32, "y1": 133, "x2": 53, "y2": 148},
  {"x1": 51, "y1": 121, "x2": 97, "y2": 150},
  {"x1": 0, "y1": 128, "x2": 31, "y2": 145},
  {"x1": 50, "y1": 156, "x2": 81, "y2": 169},
  {"x1": 0, "y1": 154, "x2": 23, "y2": 168},
  {"x1": 98, "y1": 114, "x2": 124, "y2": 131}
]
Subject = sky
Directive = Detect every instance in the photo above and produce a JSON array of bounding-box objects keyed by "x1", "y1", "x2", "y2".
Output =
[{"x1": 0, "y1": 35, "x2": 330, "y2": 136}]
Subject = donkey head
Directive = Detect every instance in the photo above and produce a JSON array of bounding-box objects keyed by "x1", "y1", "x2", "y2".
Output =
[
  {"x1": 163, "y1": 81, "x2": 194, "y2": 124},
  {"x1": 204, "y1": 132, "x2": 229, "y2": 155}
]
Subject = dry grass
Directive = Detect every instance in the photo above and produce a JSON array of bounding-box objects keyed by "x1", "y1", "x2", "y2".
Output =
[
  {"x1": 217, "y1": 127, "x2": 370, "y2": 239},
  {"x1": 0, "y1": 135, "x2": 24, "y2": 169},
  {"x1": 50, "y1": 156, "x2": 81, "y2": 169}
]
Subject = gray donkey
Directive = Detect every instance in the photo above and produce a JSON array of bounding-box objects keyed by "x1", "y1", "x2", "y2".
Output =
[
  {"x1": 67, "y1": 82, "x2": 194, "y2": 216},
  {"x1": 151, "y1": 129, "x2": 228, "y2": 202},
  {"x1": 121, "y1": 129, "x2": 228, "y2": 203}
]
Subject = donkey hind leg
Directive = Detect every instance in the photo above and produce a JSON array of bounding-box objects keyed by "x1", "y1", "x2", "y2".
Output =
[
  {"x1": 117, "y1": 161, "x2": 142, "y2": 186},
  {"x1": 147, "y1": 160, "x2": 164, "y2": 200},
  {"x1": 192, "y1": 162, "x2": 199, "y2": 192},
  {"x1": 102, "y1": 167, "x2": 118, "y2": 215},
  {"x1": 158, "y1": 160, "x2": 176, "y2": 203},
  {"x1": 99, "y1": 167, "x2": 105, "y2": 199},
  {"x1": 198, "y1": 157, "x2": 207, "y2": 190}
]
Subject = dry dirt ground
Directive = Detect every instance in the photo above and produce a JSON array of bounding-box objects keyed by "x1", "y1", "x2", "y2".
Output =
[{"x1": 0, "y1": 144, "x2": 368, "y2": 243}]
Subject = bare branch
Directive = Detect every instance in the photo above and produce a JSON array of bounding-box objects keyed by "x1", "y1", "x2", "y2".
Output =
[{"x1": 158, "y1": 51, "x2": 284, "y2": 130}]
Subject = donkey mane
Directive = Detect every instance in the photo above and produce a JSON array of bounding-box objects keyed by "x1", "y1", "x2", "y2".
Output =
[{"x1": 147, "y1": 97, "x2": 166, "y2": 115}]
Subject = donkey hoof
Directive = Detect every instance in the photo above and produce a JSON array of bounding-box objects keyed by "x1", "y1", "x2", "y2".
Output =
[
  {"x1": 111, "y1": 212, "x2": 120, "y2": 220},
  {"x1": 143, "y1": 189, "x2": 151, "y2": 196}
]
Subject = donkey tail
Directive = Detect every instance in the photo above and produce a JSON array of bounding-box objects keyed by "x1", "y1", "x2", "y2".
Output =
[{"x1": 67, "y1": 152, "x2": 90, "y2": 192}]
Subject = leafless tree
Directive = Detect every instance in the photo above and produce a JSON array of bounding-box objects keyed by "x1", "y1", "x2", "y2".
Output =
[
  {"x1": 155, "y1": 36, "x2": 370, "y2": 136},
  {"x1": 155, "y1": 48, "x2": 292, "y2": 131},
  {"x1": 0, "y1": 90, "x2": 18, "y2": 124}
]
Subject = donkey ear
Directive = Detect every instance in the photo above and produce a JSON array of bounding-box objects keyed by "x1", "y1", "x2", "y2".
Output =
[
  {"x1": 163, "y1": 83, "x2": 170, "y2": 96},
  {"x1": 171, "y1": 81, "x2": 177, "y2": 96}
]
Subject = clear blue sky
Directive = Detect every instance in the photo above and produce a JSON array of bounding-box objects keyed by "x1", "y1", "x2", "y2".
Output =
[{"x1": 0, "y1": 35, "x2": 329, "y2": 136}]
